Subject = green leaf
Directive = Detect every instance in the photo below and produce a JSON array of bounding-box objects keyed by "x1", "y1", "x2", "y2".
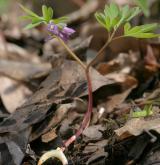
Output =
[
  {"x1": 20, "y1": 4, "x2": 68, "y2": 30},
  {"x1": 48, "y1": 7, "x2": 54, "y2": 20},
  {"x1": 95, "y1": 3, "x2": 142, "y2": 32},
  {"x1": 20, "y1": 15, "x2": 35, "y2": 20},
  {"x1": 117, "y1": 6, "x2": 141, "y2": 29},
  {"x1": 31, "y1": 17, "x2": 44, "y2": 24},
  {"x1": 131, "y1": 33, "x2": 159, "y2": 38},
  {"x1": 131, "y1": 104, "x2": 153, "y2": 118},
  {"x1": 124, "y1": 23, "x2": 159, "y2": 39},
  {"x1": 104, "y1": 3, "x2": 119, "y2": 19},
  {"x1": 54, "y1": 16, "x2": 68, "y2": 23},
  {"x1": 95, "y1": 12, "x2": 107, "y2": 29},
  {"x1": 135, "y1": 0, "x2": 149, "y2": 17},
  {"x1": 24, "y1": 22, "x2": 41, "y2": 29},
  {"x1": 124, "y1": 22, "x2": 131, "y2": 33},
  {"x1": 110, "y1": 3, "x2": 119, "y2": 18},
  {"x1": 42, "y1": 5, "x2": 49, "y2": 21},
  {"x1": 104, "y1": 3, "x2": 120, "y2": 31},
  {"x1": 42, "y1": 5, "x2": 54, "y2": 23},
  {"x1": 138, "y1": 23, "x2": 158, "y2": 32},
  {"x1": 121, "y1": 5, "x2": 130, "y2": 20},
  {"x1": 126, "y1": 7, "x2": 141, "y2": 21},
  {"x1": 19, "y1": 4, "x2": 39, "y2": 18}
]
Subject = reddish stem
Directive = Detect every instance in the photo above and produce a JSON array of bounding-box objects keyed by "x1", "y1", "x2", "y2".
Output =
[{"x1": 61, "y1": 69, "x2": 93, "y2": 151}]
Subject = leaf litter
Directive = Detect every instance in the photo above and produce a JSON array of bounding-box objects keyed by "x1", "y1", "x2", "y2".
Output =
[{"x1": 0, "y1": 0, "x2": 160, "y2": 165}]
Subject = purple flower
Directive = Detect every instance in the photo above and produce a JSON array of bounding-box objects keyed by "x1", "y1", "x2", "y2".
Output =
[
  {"x1": 62, "y1": 27, "x2": 75, "y2": 36},
  {"x1": 47, "y1": 22, "x2": 59, "y2": 35},
  {"x1": 47, "y1": 22, "x2": 75, "y2": 42}
]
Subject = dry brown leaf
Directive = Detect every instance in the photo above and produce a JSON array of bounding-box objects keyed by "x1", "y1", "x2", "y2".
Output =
[
  {"x1": 83, "y1": 139, "x2": 108, "y2": 154},
  {"x1": 86, "y1": 151, "x2": 108, "y2": 165},
  {"x1": 115, "y1": 118, "x2": 160, "y2": 140},
  {"x1": 105, "y1": 77, "x2": 137, "y2": 113},
  {"x1": 41, "y1": 128, "x2": 57, "y2": 143},
  {"x1": 97, "y1": 51, "x2": 140, "y2": 75},
  {"x1": 0, "y1": 59, "x2": 51, "y2": 81},
  {"x1": 144, "y1": 45, "x2": 160, "y2": 71},
  {"x1": 105, "y1": 87, "x2": 135, "y2": 113},
  {"x1": 83, "y1": 124, "x2": 105, "y2": 140},
  {"x1": 0, "y1": 42, "x2": 40, "y2": 63},
  {"x1": 28, "y1": 60, "x2": 116, "y2": 105},
  {"x1": 0, "y1": 76, "x2": 32, "y2": 113},
  {"x1": 30, "y1": 103, "x2": 72, "y2": 141}
]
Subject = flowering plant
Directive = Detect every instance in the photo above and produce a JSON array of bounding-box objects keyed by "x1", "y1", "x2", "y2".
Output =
[{"x1": 20, "y1": 3, "x2": 159, "y2": 165}]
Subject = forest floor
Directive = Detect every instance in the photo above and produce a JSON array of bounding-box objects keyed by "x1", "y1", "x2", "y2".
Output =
[{"x1": 0, "y1": 0, "x2": 160, "y2": 165}]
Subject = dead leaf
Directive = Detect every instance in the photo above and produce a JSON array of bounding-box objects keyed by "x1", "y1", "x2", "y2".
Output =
[
  {"x1": 0, "y1": 59, "x2": 51, "y2": 81},
  {"x1": 83, "y1": 124, "x2": 105, "y2": 140},
  {"x1": 0, "y1": 76, "x2": 32, "y2": 113},
  {"x1": 28, "y1": 60, "x2": 115, "y2": 105},
  {"x1": 0, "y1": 42, "x2": 40, "y2": 63},
  {"x1": 97, "y1": 51, "x2": 141, "y2": 75},
  {"x1": 144, "y1": 45, "x2": 160, "y2": 71},
  {"x1": 0, "y1": 128, "x2": 31, "y2": 165},
  {"x1": 41, "y1": 128, "x2": 57, "y2": 143},
  {"x1": 30, "y1": 103, "x2": 72, "y2": 141},
  {"x1": 83, "y1": 139, "x2": 108, "y2": 154},
  {"x1": 115, "y1": 118, "x2": 160, "y2": 140},
  {"x1": 86, "y1": 150, "x2": 108, "y2": 165},
  {"x1": 105, "y1": 77, "x2": 137, "y2": 113}
]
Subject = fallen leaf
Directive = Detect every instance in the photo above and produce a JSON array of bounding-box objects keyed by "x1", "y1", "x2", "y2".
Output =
[
  {"x1": 144, "y1": 45, "x2": 160, "y2": 71},
  {"x1": 0, "y1": 76, "x2": 32, "y2": 113},
  {"x1": 83, "y1": 124, "x2": 105, "y2": 140},
  {"x1": 0, "y1": 42, "x2": 40, "y2": 63},
  {"x1": 0, "y1": 128, "x2": 31, "y2": 165},
  {"x1": 30, "y1": 103, "x2": 72, "y2": 141},
  {"x1": 115, "y1": 118, "x2": 160, "y2": 140},
  {"x1": 0, "y1": 59, "x2": 51, "y2": 81},
  {"x1": 41, "y1": 128, "x2": 57, "y2": 143},
  {"x1": 105, "y1": 76, "x2": 137, "y2": 113},
  {"x1": 83, "y1": 139, "x2": 108, "y2": 154},
  {"x1": 29, "y1": 60, "x2": 116, "y2": 105},
  {"x1": 86, "y1": 150, "x2": 108, "y2": 165}
]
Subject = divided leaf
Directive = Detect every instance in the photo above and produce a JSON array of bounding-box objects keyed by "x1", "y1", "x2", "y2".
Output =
[
  {"x1": 124, "y1": 23, "x2": 159, "y2": 38},
  {"x1": 135, "y1": 0, "x2": 149, "y2": 17},
  {"x1": 95, "y1": 3, "x2": 141, "y2": 32},
  {"x1": 19, "y1": 4, "x2": 39, "y2": 18},
  {"x1": 20, "y1": 4, "x2": 68, "y2": 29},
  {"x1": 24, "y1": 22, "x2": 42, "y2": 30},
  {"x1": 42, "y1": 5, "x2": 54, "y2": 23}
]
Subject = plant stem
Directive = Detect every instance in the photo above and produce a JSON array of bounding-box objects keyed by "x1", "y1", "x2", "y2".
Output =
[
  {"x1": 62, "y1": 69, "x2": 92, "y2": 150},
  {"x1": 87, "y1": 30, "x2": 116, "y2": 70},
  {"x1": 38, "y1": 30, "x2": 121, "y2": 164},
  {"x1": 56, "y1": 30, "x2": 118, "y2": 150},
  {"x1": 54, "y1": 36, "x2": 93, "y2": 152},
  {"x1": 55, "y1": 36, "x2": 87, "y2": 70},
  {"x1": 112, "y1": 35, "x2": 126, "y2": 41},
  {"x1": 87, "y1": 39, "x2": 110, "y2": 69}
]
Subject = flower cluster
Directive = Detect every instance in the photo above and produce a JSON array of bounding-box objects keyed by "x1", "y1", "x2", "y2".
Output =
[{"x1": 47, "y1": 22, "x2": 75, "y2": 41}]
